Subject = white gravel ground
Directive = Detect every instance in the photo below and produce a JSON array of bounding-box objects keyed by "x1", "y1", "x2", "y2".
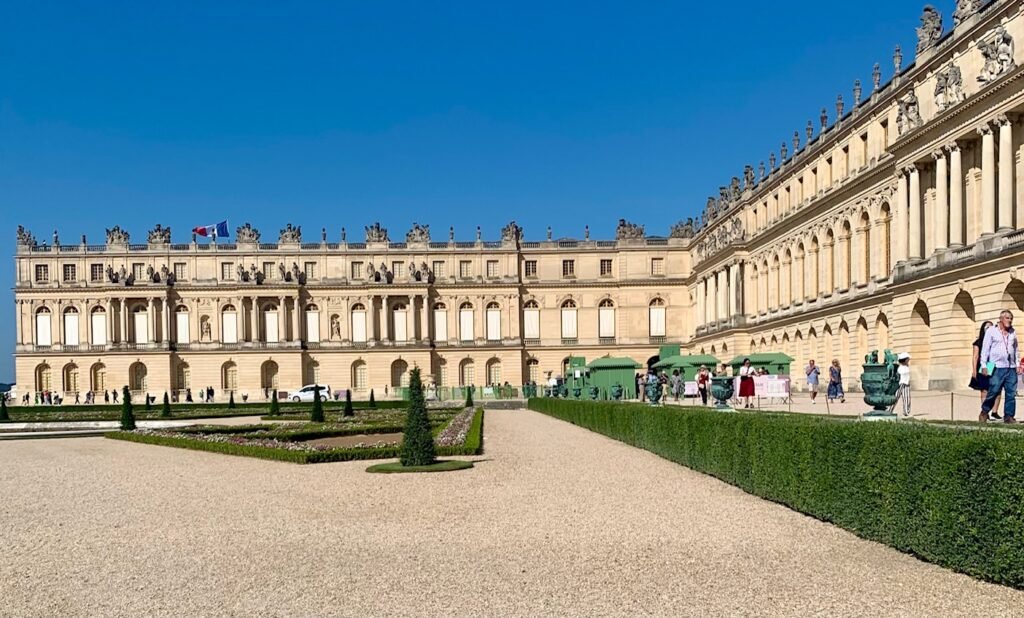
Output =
[{"x1": 1, "y1": 409, "x2": 1022, "y2": 617}]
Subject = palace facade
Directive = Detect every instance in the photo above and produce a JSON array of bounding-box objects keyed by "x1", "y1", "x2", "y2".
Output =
[{"x1": 13, "y1": 0, "x2": 1024, "y2": 399}]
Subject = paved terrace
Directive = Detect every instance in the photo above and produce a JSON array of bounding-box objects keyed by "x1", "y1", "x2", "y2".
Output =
[{"x1": 2, "y1": 410, "x2": 1022, "y2": 617}]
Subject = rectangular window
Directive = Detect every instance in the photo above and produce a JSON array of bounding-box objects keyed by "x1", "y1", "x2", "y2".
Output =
[
  {"x1": 221, "y1": 262, "x2": 233, "y2": 280},
  {"x1": 842, "y1": 145, "x2": 850, "y2": 176},
  {"x1": 173, "y1": 263, "x2": 187, "y2": 281},
  {"x1": 825, "y1": 157, "x2": 833, "y2": 186},
  {"x1": 459, "y1": 260, "x2": 472, "y2": 278},
  {"x1": 35, "y1": 264, "x2": 49, "y2": 282},
  {"x1": 262, "y1": 262, "x2": 275, "y2": 280},
  {"x1": 880, "y1": 120, "x2": 889, "y2": 148},
  {"x1": 62, "y1": 264, "x2": 77, "y2": 282},
  {"x1": 524, "y1": 307, "x2": 540, "y2": 340},
  {"x1": 132, "y1": 263, "x2": 145, "y2": 281},
  {"x1": 524, "y1": 260, "x2": 538, "y2": 278},
  {"x1": 392, "y1": 261, "x2": 404, "y2": 278},
  {"x1": 651, "y1": 258, "x2": 665, "y2": 276},
  {"x1": 859, "y1": 133, "x2": 868, "y2": 167},
  {"x1": 600, "y1": 259, "x2": 613, "y2": 276},
  {"x1": 432, "y1": 261, "x2": 445, "y2": 278},
  {"x1": 304, "y1": 262, "x2": 317, "y2": 280},
  {"x1": 90, "y1": 264, "x2": 104, "y2": 282},
  {"x1": 562, "y1": 260, "x2": 575, "y2": 278},
  {"x1": 351, "y1": 262, "x2": 363, "y2": 279},
  {"x1": 486, "y1": 260, "x2": 499, "y2": 278},
  {"x1": 811, "y1": 168, "x2": 818, "y2": 194}
]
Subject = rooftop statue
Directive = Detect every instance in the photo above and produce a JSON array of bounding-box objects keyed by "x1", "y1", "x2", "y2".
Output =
[
  {"x1": 501, "y1": 221, "x2": 523, "y2": 243},
  {"x1": 16, "y1": 225, "x2": 36, "y2": 247},
  {"x1": 279, "y1": 223, "x2": 302, "y2": 244},
  {"x1": 236, "y1": 222, "x2": 261, "y2": 243},
  {"x1": 916, "y1": 6, "x2": 943, "y2": 55},
  {"x1": 147, "y1": 224, "x2": 171, "y2": 245},
  {"x1": 365, "y1": 222, "x2": 389, "y2": 243},
  {"x1": 406, "y1": 223, "x2": 430, "y2": 244},
  {"x1": 615, "y1": 218, "x2": 645, "y2": 240},
  {"x1": 669, "y1": 219, "x2": 696, "y2": 239},
  {"x1": 106, "y1": 225, "x2": 130, "y2": 245},
  {"x1": 977, "y1": 26, "x2": 1015, "y2": 84},
  {"x1": 953, "y1": 0, "x2": 981, "y2": 26}
]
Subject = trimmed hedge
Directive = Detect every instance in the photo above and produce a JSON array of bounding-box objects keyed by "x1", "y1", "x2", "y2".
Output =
[
  {"x1": 9, "y1": 399, "x2": 407, "y2": 415},
  {"x1": 528, "y1": 398, "x2": 1024, "y2": 589}
]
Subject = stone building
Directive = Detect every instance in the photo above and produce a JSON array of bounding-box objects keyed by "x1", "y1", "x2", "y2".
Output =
[{"x1": 12, "y1": 0, "x2": 1024, "y2": 398}]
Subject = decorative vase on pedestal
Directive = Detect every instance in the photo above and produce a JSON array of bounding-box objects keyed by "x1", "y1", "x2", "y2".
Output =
[
  {"x1": 588, "y1": 386, "x2": 600, "y2": 400},
  {"x1": 861, "y1": 349, "x2": 900, "y2": 421},
  {"x1": 645, "y1": 380, "x2": 663, "y2": 405},
  {"x1": 610, "y1": 384, "x2": 624, "y2": 401},
  {"x1": 710, "y1": 376, "x2": 735, "y2": 410}
]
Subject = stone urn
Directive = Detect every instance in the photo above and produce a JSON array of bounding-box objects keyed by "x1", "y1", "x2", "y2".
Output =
[
  {"x1": 610, "y1": 383, "x2": 624, "y2": 401},
  {"x1": 645, "y1": 380, "x2": 663, "y2": 405},
  {"x1": 588, "y1": 386, "x2": 600, "y2": 400},
  {"x1": 710, "y1": 376, "x2": 734, "y2": 409},
  {"x1": 861, "y1": 349, "x2": 899, "y2": 419},
  {"x1": 572, "y1": 387, "x2": 582, "y2": 400}
]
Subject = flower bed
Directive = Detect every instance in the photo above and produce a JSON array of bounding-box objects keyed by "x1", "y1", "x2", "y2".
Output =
[{"x1": 106, "y1": 408, "x2": 484, "y2": 464}]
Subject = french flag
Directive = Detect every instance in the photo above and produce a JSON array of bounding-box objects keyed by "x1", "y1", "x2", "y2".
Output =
[{"x1": 193, "y1": 221, "x2": 229, "y2": 239}]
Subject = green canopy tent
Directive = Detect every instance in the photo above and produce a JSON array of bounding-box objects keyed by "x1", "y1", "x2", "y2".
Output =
[
  {"x1": 587, "y1": 356, "x2": 641, "y2": 400},
  {"x1": 726, "y1": 353, "x2": 794, "y2": 377},
  {"x1": 652, "y1": 354, "x2": 721, "y2": 380}
]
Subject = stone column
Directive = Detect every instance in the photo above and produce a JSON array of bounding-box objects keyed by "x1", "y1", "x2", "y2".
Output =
[
  {"x1": 895, "y1": 171, "x2": 908, "y2": 263},
  {"x1": 909, "y1": 165, "x2": 923, "y2": 259},
  {"x1": 729, "y1": 264, "x2": 739, "y2": 317},
  {"x1": 998, "y1": 115, "x2": 1014, "y2": 231},
  {"x1": 250, "y1": 297, "x2": 259, "y2": 342},
  {"x1": 707, "y1": 273, "x2": 718, "y2": 324},
  {"x1": 407, "y1": 297, "x2": 416, "y2": 343},
  {"x1": 980, "y1": 123, "x2": 996, "y2": 235},
  {"x1": 278, "y1": 296, "x2": 287, "y2": 342},
  {"x1": 106, "y1": 299, "x2": 114, "y2": 346},
  {"x1": 121, "y1": 298, "x2": 129, "y2": 344},
  {"x1": 148, "y1": 298, "x2": 156, "y2": 343},
  {"x1": 934, "y1": 149, "x2": 948, "y2": 251},
  {"x1": 236, "y1": 297, "x2": 244, "y2": 344},
  {"x1": 163, "y1": 297, "x2": 172, "y2": 344},
  {"x1": 381, "y1": 295, "x2": 390, "y2": 342},
  {"x1": 15, "y1": 301, "x2": 23, "y2": 346},
  {"x1": 293, "y1": 296, "x2": 301, "y2": 343},
  {"x1": 421, "y1": 294, "x2": 431, "y2": 342},
  {"x1": 715, "y1": 270, "x2": 724, "y2": 320},
  {"x1": 949, "y1": 144, "x2": 964, "y2": 246},
  {"x1": 695, "y1": 280, "x2": 704, "y2": 327}
]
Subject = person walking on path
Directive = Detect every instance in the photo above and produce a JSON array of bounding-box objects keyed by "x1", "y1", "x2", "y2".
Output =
[
  {"x1": 806, "y1": 360, "x2": 820, "y2": 404},
  {"x1": 979, "y1": 310, "x2": 1021, "y2": 424},
  {"x1": 970, "y1": 320, "x2": 1001, "y2": 419},
  {"x1": 894, "y1": 352, "x2": 912, "y2": 417},
  {"x1": 696, "y1": 365, "x2": 710, "y2": 406},
  {"x1": 738, "y1": 358, "x2": 755, "y2": 409},
  {"x1": 670, "y1": 370, "x2": 683, "y2": 403},
  {"x1": 827, "y1": 360, "x2": 845, "y2": 403}
]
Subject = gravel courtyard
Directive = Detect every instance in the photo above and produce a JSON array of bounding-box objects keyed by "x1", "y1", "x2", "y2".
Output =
[{"x1": 2, "y1": 410, "x2": 1022, "y2": 617}]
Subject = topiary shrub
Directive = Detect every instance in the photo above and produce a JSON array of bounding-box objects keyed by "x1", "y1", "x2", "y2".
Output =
[
  {"x1": 120, "y1": 386, "x2": 136, "y2": 431},
  {"x1": 400, "y1": 367, "x2": 436, "y2": 467},
  {"x1": 310, "y1": 385, "x2": 325, "y2": 423},
  {"x1": 344, "y1": 389, "x2": 354, "y2": 417},
  {"x1": 465, "y1": 386, "x2": 474, "y2": 409},
  {"x1": 145, "y1": 393, "x2": 152, "y2": 412},
  {"x1": 161, "y1": 392, "x2": 172, "y2": 418},
  {"x1": 0, "y1": 396, "x2": 9, "y2": 422},
  {"x1": 269, "y1": 393, "x2": 280, "y2": 416},
  {"x1": 369, "y1": 389, "x2": 377, "y2": 408},
  {"x1": 228, "y1": 392, "x2": 236, "y2": 409}
]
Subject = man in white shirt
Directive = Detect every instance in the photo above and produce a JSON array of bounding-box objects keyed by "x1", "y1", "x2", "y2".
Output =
[
  {"x1": 895, "y1": 352, "x2": 912, "y2": 417},
  {"x1": 979, "y1": 309, "x2": 1021, "y2": 424}
]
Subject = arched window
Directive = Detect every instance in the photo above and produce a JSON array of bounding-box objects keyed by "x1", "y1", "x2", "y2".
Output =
[
  {"x1": 858, "y1": 211, "x2": 871, "y2": 284},
  {"x1": 391, "y1": 359, "x2": 409, "y2": 387},
  {"x1": 261, "y1": 360, "x2": 279, "y2": 390},
  {"x1": 90, "y1": 362, "x2": 106, "y2": 393},
  {"x1": 174, "y1": 305, "x2": 190, "y2": 344},
  {"x1": 351, "y1": 303, "x2": 367, "y2": 343},
  {"x1": 221, "y1": 304, "x2": 238, "y2": 344},
  {"x1": 486, "y1": 302, "x2": 501, "y2": 341},
  {"x1": 523, "y1": 300, "x2": 540, "y2": 341},
  {"x1": 560, "y1": 300, "x2": 578, "y2": 340},
  {"x1": 392, "y1": 303, "x2": 408, "y2": 343},
  {"x1": 263, "y1": 303, "x2": 279, "y2": 344},
  {"x1": 436, "y1": 358, "x2": 448, "y2": 387},
  {"x1": 459, "y1": 302, "x2": 475, "y2": 342},
  {"x1": 459, "y1": 358, "x2": 475, "y2": 386},
  {"x1": 879, "y1": 203, "x2": 892, "y2": 277},
  {"x1": 63, "y1": 307, "x2": 80, "y2": 346},
  {"x1": 527, "y1": 358, "x2": 540, "y2": 383},
  {"x1": 351, "y1": 360, "x2": 368, "y2": 392},
  {"x1": 305, "y1": 303, "x2": 320, "y2": 343},
  {"x1": 598, "y1": 299, "x2": 615, "y2": 340},
  {"x1": 486, "y1": 358, "x2": 502, "y2": 385},
  {"x1": 175, "y1": 361, "x2": 191, "y2": 392},
  {"x1": 63, "y1": 363, "x2": 79, "y2": 394},
  {"x1": 305, "y1": 360, "x2": 320, "y2": 385},
  {"x1": 433, "y1": 302, "x2": 448, "y2": 342},
  {"x1": 131, "y1": 305, "x2": 149, "y2": 344},
  {"x1": 90, "y1": 306, "x2": 108, "y2": 346},
  {"x1": 649, "y1": 298, "x2": 667, "y2": 338},
  {"x1": 35, "y1": 362, "x2": 52, "y2": 393},
  {"x1": 221, "y1": 361, "x2": 237, "y2": 392},
  {"x1": 130, "y1": 362, "x2": 148, "y2": 392},
  {"x1": 35, "y1": 307, "x2": 52, "y2": 347}
]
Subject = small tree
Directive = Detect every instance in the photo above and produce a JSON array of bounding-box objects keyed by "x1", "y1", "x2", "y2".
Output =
[
  {"x1": 343, "y1": 389, "x2": 354, "y2": 417},
  {"x1": 120, "y1": 386, "x2": 136, "y2": 431},
  {"x1": 400, "y1": 368, "x2": 435, "y2": 467},
  {"x1": 161, "y1": 392, "x2": 172, "y2": 418},
  {"x1": 310, "y1": 385, "x2": 325, "y2": 423},
  {"x1": 0, "y1": 396, "x2": 9, "y2": 422},
  {"x1": 465, "y1": 386, "x2": 474, "y2": 409},
  {"x1": 269, "y1": 393, "x2": 280, "y2": 416},
  {"x1": 228, "y1": 391, "x2": 236, "y2": 409},
  {"x1": 369, "y1": 389, "x2": 377, "y2": 408}
]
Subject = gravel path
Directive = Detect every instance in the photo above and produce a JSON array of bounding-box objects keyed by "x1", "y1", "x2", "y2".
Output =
[{"x1": 1, "y1": 409, "x2": 1022, "y2": 617}]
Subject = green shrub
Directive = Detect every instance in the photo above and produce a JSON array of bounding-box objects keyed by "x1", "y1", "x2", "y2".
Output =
[
  {"x1": 400, "y1": 368, "x2": 436, "y2": 466},
  {"x1": 0, "y1": 396, "x2": 9, "y2": 422},
  {"x1": 369, "y1": 389, "x2": 377, "y2": 408},
  {"x1": 528, "y1": 398, "x2": 1024, "y2": 590},
  {"x1": 145, "y1": 393, "x2": 152, "y2": 412},
  {"x1": 228, "y1": 392, "x2": 236, "y2": 409},
  {"x1": 119, "y1": 386, "x2": 136, "y2": 431},
  {"x1": 310, "y1": 385, "x2": 325, "y2": 423},
  {"x1": 269, "y1": 394, "x2": 280, "y2": 415},
  {"x1": 344, "y1": 389, "x2": 354, "y2": 417},
  {"x1": 161, "y1": 392, "x2": 172, "y2": 418},
  {"x1": 465, "y1": 387, "x2": 473, "y2": 408}
]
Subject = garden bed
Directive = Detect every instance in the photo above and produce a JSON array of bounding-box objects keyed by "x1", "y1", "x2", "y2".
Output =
[{"x1": 106, "y1": 408, "x2": 485, "y2": 464}]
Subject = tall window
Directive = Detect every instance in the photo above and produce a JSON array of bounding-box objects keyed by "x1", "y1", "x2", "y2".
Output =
[
  {"x1": 598, "y1": 299, "x2": 615, "y2": 339},
  {"x1": 486, "y1": 359, "x2": 501, "y2": 385},
  {"x1": 263, "y1": 303, "x2": 279, "y2": 343},
  {"x1": 35, "y1": 264, "x2": 49, "y2": 283},
  {"x1": 562, "y1": 260, "x2": 575, "y2": 278},
  {"x1": 175, "y1": 306, "x2": 190, "y2": 344},
  {"x1": 433, "y1": 303, "x2": 448, "y2": 341},
  {"x1": 459, "y1": 261, "x2": 472, "y2": 278},
  {"x1": 524, "y1": 260, "x2": 538, "y2": 278},
  {"x1": 90, "y1": 307, "x2": 107, "y2": 346},
  {"x1": 437, "y1": 359, "x2": 448, "y2": 387},
  {"x1": 560, "y1": 300, "x2": 578, "y2": 339},
  {"x1": 304, "y1": 262, "x2": 317, "y2": 280},
  {"x1": 132, "y1": 263, "x2": 145, "y2": 281},
  {"x1": 523, "y1": 300, "x2": 540, "y2": 340},
  {"x1": 63, "y1": 363, "x2": 79, "y2": 393},
  {"x1": 262, "y1": 262, "x2": 275, "y2": 280},
  {"x1": 527, "y1": 358, "x2": 540, "y2": 383},
  {"x1": 432, "y1": 261, "x2": 446, "y2": 278},
  {"x1": 173, "y1": 263, "x2": 187, "y2": 281},
  {"x1": 651, "y1": 258, "x2": 665, "y2": 276},
  {"x1": 459, "y1": 359, "x2": 475, "y2": 386},
  {"x1": 221, "y1": 262, "x2": 233, "y2": 280},
  {"x1": 486, "y1": 302, "x2": 501, "y2": 341},
  {"x1": 36, "y1": 307, "x2": 52, "y2": 346},
  {"x1": 222, "y1": 362, "x2": 237, "y2": 392},
  {"x1": 352, "y1": 361, "x2": 367, "y2": 392},
  {"x1": 351, "y1": 303, "x2": 367, "y2": 343},
  {"x1": 305, "y1": 304, "x2": 320, "y2": 343},
  {"x1": 221, "y1": 304, "x2": 238, "y2": 344},
  {"x1": 600, "y1": 259, "x2": 613, "y2": 276},
  {"x1": 392, "y1": 303, "x2": 408, "y2": 342},
  {"x1": 459, "y1": 302, "x2": 474, "y2": 341},
  {"x1": 392, "y1": 262, "x2": 404, "y2": 278},
  {"x1": 91, "y1": 264, "x2": 105, "y2": 282},
  {"x1": 62, "y1": 264, "x2": 77, "y2": 282},
  {"x1": 486, "y1": 260, "x2": 499, "y2": 278},
  {"x1": 351, "y1": 262, "x2": 363, "y2": 279},
  {"x1": 649, "y1": 298, "x2": 667, "y2": 338},
  {"x1": 63, "y1": 307, "x2": 80, "y2": 346}
]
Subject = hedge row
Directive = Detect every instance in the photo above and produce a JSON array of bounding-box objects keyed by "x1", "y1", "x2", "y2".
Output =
[
  {"x1": 528, "y1": 398, "x2": 1024, "y2": 589},
  {"x1": 12, "y1": 399, "x2": 407, "y2": 415}
]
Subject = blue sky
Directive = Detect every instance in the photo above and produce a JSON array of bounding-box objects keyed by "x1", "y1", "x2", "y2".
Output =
[{"x1": 0, "y1": 0, "x2": 922, "y2": 381}]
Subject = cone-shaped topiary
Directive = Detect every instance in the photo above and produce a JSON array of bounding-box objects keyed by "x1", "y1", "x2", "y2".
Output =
[
  {"x1": 369, "y1": 389, "x2": 376, "y2": 408},
  {"x1": 161, "y1": 392, "x2": 172, "y2": 418},
  {"x1": 228, "y1": 391, "x2": 236, "y2": 409},
  {"x1": 269, "y1": 393, "x2": 280, "y2": 415},
  {"x1": 343, "y1": 389, "x2": 354, "y2": 417},
  {"x1": 120, "y1": 386, "x2": 136, "y2": 431},
  {"x1": 145, "y1": 393, "x2": 152, "y2": 411},
  {"x1": 465, "y1": 386, "x2": 474, "y2": 409},
  {"x1": 0, "y1": 396, "x2": 9, "y2": 422},
  {"x1": 310, "y1": 385, "x2": 325, "y2": 423},
  {"x1": 400, "y1": 367, "x2": 436, "y2": 467}
]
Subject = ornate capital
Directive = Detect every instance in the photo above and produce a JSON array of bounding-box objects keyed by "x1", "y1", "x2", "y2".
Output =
[
  {"x1": 977, "y1": 123, "x2": 995, "y2": 136},
  {"x1": 996, "y1": 114, "x2": 1011, "y2": 127}
]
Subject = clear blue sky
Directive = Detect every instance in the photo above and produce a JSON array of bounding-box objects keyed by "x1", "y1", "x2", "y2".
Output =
[{"x1": 0, "y1": 0, "x2": 922, "y2": 382}]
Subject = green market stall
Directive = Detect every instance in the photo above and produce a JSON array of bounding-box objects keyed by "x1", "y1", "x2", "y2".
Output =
[
  {"x1": 587, "y1": 356, "x2": 641, "y2": 400},
  {"x1": 726, "y1": 353, "x2": 794, "y2": 377}
]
